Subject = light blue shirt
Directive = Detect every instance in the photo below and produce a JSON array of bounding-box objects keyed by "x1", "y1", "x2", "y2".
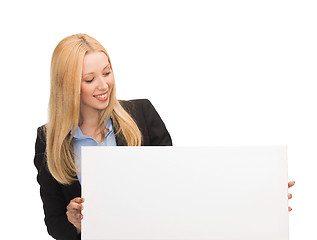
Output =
[{"x1": 71, "y1": 118, "x2": 117, "y2": 184}]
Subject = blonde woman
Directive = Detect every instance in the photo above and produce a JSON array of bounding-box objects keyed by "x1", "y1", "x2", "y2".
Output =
[
  {"x1": 34, "y1": 34, "x2": 294, "y2": 240},
  {"x1": 34, "y1": 34, "x2": 172, "y2": 240}
]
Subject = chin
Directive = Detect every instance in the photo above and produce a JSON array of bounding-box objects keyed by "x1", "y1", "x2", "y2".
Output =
[{"x1": 98, "y1": 99, "x2": 110, "y2": 110}]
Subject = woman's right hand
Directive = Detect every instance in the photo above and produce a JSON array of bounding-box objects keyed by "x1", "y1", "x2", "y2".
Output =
[{"x1": 66, "y1": 197, "x2": 85, "y2": 234}]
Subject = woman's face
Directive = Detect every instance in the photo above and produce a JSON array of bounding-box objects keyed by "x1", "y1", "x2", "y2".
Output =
[{"x1": 80, "y1": 51, "x2": 114, "y2": 117}]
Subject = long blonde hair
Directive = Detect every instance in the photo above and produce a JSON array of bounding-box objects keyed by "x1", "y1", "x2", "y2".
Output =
[{"x1": 47, "y1": 33, "x2": 142, "y2": 185}]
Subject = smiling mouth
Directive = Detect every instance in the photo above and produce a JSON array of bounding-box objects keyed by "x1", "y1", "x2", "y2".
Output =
[{"x1": 93, "y1": 92, "x2": 109, "y2": 100}]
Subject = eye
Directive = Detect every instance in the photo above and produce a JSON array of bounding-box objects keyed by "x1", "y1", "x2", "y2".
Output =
[
  {"x1": 103, "y1": 71, "x2": 111, "y2": 76},
  {"x1": 85, "y1": 78, "x2": 94, "y2": 83}
]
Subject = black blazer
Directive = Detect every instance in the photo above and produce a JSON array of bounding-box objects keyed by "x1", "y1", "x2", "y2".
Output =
[{"x1": 34, "y1": 99, "x2": 172, "y2": 240}]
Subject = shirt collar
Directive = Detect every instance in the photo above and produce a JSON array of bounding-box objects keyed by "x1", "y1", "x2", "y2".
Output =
[
  {"x1": 70, "y1": 117, "x2": 113, "y2": 140},
  {"x1": 105, "y1": 117, "x2": 113, "y2": 132}
]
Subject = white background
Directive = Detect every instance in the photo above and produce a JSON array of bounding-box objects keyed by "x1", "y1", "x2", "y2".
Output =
[{"x1": 0, "y1": 0, "x2": 315, "y2": 239}]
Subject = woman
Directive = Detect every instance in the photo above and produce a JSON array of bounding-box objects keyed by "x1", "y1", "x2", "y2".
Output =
[
  {"x1": 34, "y1": 33, "x2": 172, "y2": 240},
  {"x1": 34, "y1": 33, "x2": 294, "y2": 240}
]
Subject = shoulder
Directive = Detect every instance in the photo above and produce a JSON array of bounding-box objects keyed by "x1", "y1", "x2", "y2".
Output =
[
  {"x1": 37, "y1": 124, "x2": 47, "y2": 137},
  {"x1": 119, "y1": 98, "x2": 153, "y2": 111},
  {"x1": 118, "y1": 99, "x2": 172, "y2": 146},
  {"x1": 35, "y1": 124, "x2": 47, "y2": 152},
  {"x1": 118, "y1": 99, "x2": 156, "y2": 118},
  {"x1": 34, "y1": 124, "x2": 47, "y2": 170}
]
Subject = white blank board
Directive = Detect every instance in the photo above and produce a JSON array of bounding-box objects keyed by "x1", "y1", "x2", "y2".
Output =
[{"x1": 81, "y1": 146, "x2": 288, "y2": 240}]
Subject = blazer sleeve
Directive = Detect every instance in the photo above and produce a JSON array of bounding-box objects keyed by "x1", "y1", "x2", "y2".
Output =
[
  {"x1": 141, "y1": 99, "x2": 173, "y2": 146},
  {"x1": 34, "y1": 126, "x2": 80, "y2": 240}
]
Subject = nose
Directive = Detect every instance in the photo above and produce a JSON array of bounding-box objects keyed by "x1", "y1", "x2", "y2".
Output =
[{"x1": 97, "y1": 75, "x2": 109, "y2": 91}]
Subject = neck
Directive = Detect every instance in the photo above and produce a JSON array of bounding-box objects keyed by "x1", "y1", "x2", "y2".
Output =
[
  {"x1": 79, "y1": 106, "x2": 110, "y2": 142},
  {"x1": 79, "y1": 107, "x2": 101, "y2": 134}
]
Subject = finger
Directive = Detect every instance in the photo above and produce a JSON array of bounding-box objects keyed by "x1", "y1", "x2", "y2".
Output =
[
  {"x1": 288, "y1": 181, "x2": 295, "y2": 188},
  {"x1": 67, "y1": 202, "x2": 83, "y2": 211},
  {"x1": 67, "y1": 212, "x2": 83, "y2": 222},
  {"x1": 69, "y1": 216, "x2": 82, "y2": 224},
  {"x1": 288, "y1": 206, "x2": 292, "y2": 212},
  {"x1": 66, "y1": 210, "x2": 78, "y2": 218},
  {"x1": 68, "y1": 208, "x2": 81, "y2": 213},
  {"x1": 74, "y1": 212, "x2": 83, "y2": 220},
  {"x1": 67, "y1": 203, "x2": 82, "y2": 212},
  {"x1": 288, "y1": 193, "x2": 292, "y2": 199},
  {"x1": 73, "y1": 213, "x2": 83, "y2": 223},
  {"x1": 71, "y1": 197, "x2": 85, "y2": 204}
]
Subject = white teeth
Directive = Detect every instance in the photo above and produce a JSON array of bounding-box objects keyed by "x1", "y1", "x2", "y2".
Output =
[{"x1": 95, "y1": 93, "x2": 107, "y2": 98}]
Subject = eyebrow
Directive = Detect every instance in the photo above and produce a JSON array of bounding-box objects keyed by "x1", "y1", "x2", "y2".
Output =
[{"x1": 82, "y1": 64, "x2": 110, "y2": 77}]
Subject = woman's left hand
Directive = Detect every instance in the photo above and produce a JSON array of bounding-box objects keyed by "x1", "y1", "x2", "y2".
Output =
[{"x1": 288, "y1": 181, "x2": 295, "y2": 212}]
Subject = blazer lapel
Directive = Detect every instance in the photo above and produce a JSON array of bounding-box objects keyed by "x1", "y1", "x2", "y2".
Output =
[
  {"x1": 73, "y1": 178, "x2": 81, "y2": 196},
  {"x1": 113, "y1": 124, "x2": 127, "y2": 146}
]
